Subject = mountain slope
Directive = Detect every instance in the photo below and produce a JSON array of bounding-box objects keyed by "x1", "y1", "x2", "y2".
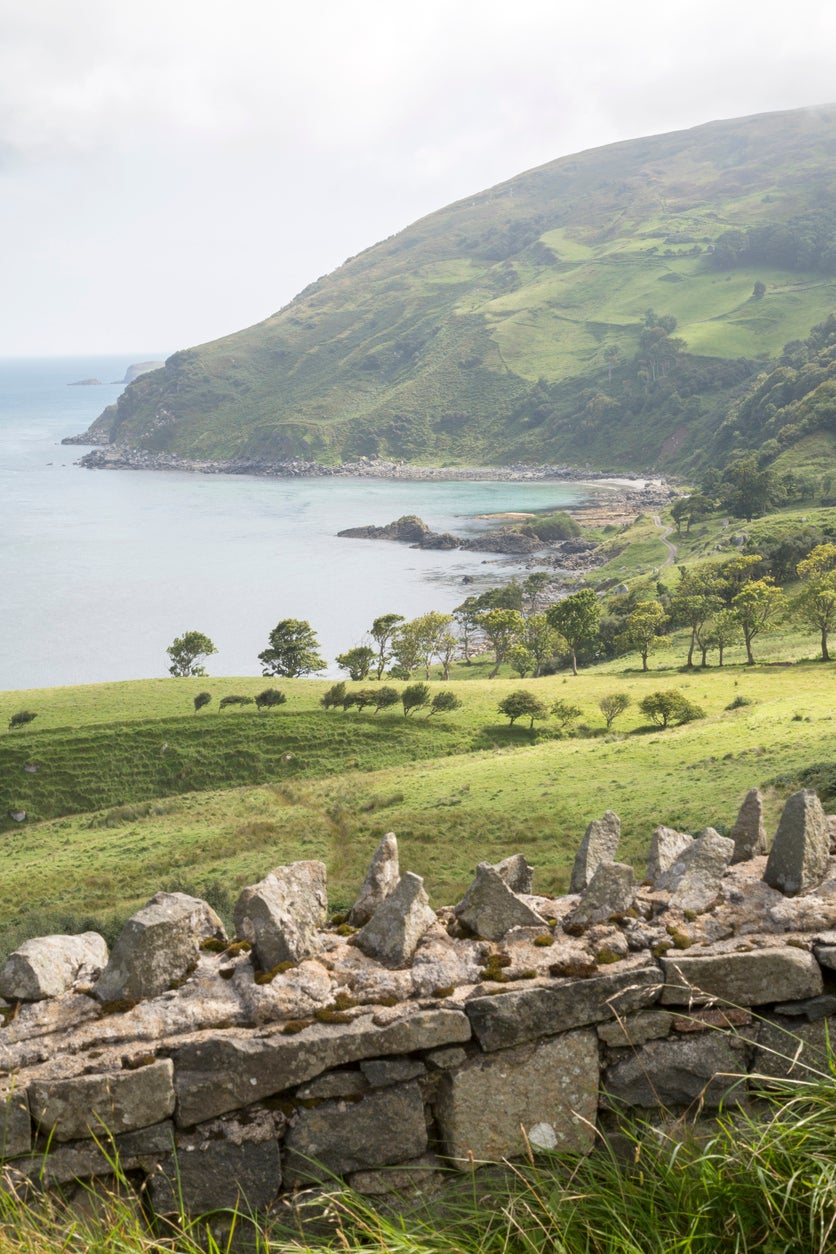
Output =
[{"x1": 83, "y1": 105, "x2": 836, "y2": 471}]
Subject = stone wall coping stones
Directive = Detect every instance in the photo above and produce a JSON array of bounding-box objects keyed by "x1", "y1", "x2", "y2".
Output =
[
  {"x1": 465, "y1": 959, "x2": 662, "y2": 1052},
  {"x1": 659, "y1": 947, "x2": 823, "y2": 1007},
  {"x1": 173, "y1": 1007, "x2": 471, "y2": 1126}
]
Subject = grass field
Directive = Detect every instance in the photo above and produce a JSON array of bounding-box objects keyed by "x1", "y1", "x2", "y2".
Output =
[{"x1": 1, "y1": 656, "x2": 832, "y2": 957}]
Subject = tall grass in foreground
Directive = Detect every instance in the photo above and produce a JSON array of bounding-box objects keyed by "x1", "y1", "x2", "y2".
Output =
[{"x1": 2, "y1": 1070, "x2": 836, "y2": 1253}]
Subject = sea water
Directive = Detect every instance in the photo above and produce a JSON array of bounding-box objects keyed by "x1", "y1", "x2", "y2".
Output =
[{"x1": 0, "y1": 356, "x2": 605, "y2": 690}]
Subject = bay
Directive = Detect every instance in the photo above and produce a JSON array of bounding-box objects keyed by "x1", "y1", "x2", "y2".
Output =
[{"x1": 0, "y1": 356, "x2": 605, "y2": 691}]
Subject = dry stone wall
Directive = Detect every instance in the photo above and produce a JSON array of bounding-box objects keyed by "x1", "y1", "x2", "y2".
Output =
[{"x1": 2, "y1": 787, "x2": 836, "y2": 1218}]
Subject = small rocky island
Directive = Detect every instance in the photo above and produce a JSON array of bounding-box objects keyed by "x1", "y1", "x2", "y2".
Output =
[{"x1": 338, "y1": 512, "x2": 601, "y2": 561}]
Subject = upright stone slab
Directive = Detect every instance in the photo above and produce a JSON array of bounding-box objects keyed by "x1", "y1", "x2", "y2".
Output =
[
  {"x1": 0, "y1": 1088, "x2": 31, "y2": 1158},
  {"x1": 570, "y1": 811, "x2": 621, "y2": 892},
  {"x1": 0, "y1": 932, "x2": 108, "y2": 1001},
  {"x1": 730, "y1": 788, "x2": 768, "y2": 863},
  {"x1": 95, "y1": 893, "x2": 226, "y2": 1003},
  {"x1": 29, "y1": 1060, "x2": 175, "y2": 1142},
  {"x1": 492, "y1": 853, "x2": 534, "y2": 895},
  {"x1": 453, "y1": 864, "x2": 546, "y2": 940},
  {"x1": 149, "y1": 1111, "x2": 281, "y2": 1214},
  {"x1": 669, "y1": 829, "x2": 735, "y2": 914},
  {"x1": 566, "y1": 862, "x2": 635, "y2": 927},
  {"x1": 435, "y1": 1030, "x2": 599, "y2": 1167},
  {"x1": 353, "y1": 872, "x2": 436, "y2": 967},
  {"x1": 763, "y1": 790, "x2": 829, "y2": 895},
  {"x1": 284, "y1": 1083, "x2": 427, "y2": 1183},
  {"x1": 348, "y1": 833, "x2": 400, "y2": 926},
  {"x1": 233, "y1": 861, "x2": 327, "y2": 969},
  {"x1": 645, "y1": 826, "x2": 693, "y2": 886}
]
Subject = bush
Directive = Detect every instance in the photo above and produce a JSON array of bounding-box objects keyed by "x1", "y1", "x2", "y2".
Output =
[
  {"x1": 255, "y1": 688, "x2": 287, "y2": 711},
  {"x1": 218, "y1": 695, "x2": 255, "y2": 710},
  {"x1": 321, "y1": 682, "x2": 347, "y2": 711},
  {"x1": 193, "y1": 691, "x2": 212, "y2": 713},
  {"x1": 599, "y1": 693, "x2": 631, "y2": 730},
  {"x1": 8, "y1": 711, "x2": 37, "y2": 731},
  {"x1": 373, "y1": 686, "x2": 400, "y2": 713},
  {"x1": 402, "y1": 683, "x2": 431, "y2": 717},
  {"x1": 429, "y1": 691, "x2": 463, "y2": 716},
  {"x1": 639, "y1": 689, "x2": 705, "y2": 728},
  {"x1": 551, "y1": 699, "x2": 582, "y2": 729},
  {"x1": 725, "y1": 694, "x2": 753, "y2": 710}
]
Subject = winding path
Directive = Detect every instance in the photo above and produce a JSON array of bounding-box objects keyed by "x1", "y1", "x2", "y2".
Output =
[{"x1": 653, "y1": 514, "x2": 678, "y2": 567}]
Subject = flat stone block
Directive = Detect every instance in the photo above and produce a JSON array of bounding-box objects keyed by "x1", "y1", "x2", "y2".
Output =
[
  {"x1": 752, "y1": 1016, "x2": 835, "y2": 1081},
  {"x1": 151, "y1": 1132, "x2": 281, "y2": 1214},
  {"x1": 605, "y1": 1034, "x2": 748, "y2": 1108},
  {"x1": 29, "y1": 1060, "x2": 175, "y2": 1142},
  {"x1": 660, "y1": 948, "x2": 823, "y2": 1007},
  {"x1": 0, "y1": 1089, "x2": 31, "y2": 1159},
  {"x1": 284, "y1": 1082, "x2": 427, "y2": 1184},
  {"x1": 466, "y1": 961, "x2": 661, "y2": 1052},
  {"x1": 173, "y1": 1008, "x2": 471, "y2": 1126},
  {"x1": 597, "y1": 1010, "x2": 672, "y2": 1048},
  {"x1": 435, "y1": 1030, "x2": 599, "y2": 1168},
  {"x1": 13, "y1": 1121, "x2": 174, "y2": 1186}
]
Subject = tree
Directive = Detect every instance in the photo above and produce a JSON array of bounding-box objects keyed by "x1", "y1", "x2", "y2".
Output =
[
  {"x1": 599, "y1": 693, "x2": 631, "y2": 730},
  {"x1": 521, "y1": 572, "x2": 551, "y2": 617},
  {"x1": 343, "y1": 687, "x2": 377, "y2": 712},
  {"x1": 551, "y1": 698, "x2": 582, "y2": 730},
  {"x1": 721, "y1": 457, "x2": 778, "y2": 520},
  {"x1": 8, "y1": 710, "x2": 36, "y2": 730},
  {"x1": 372, "y1": 686, "x2": 400, "y2": 713},
  {"x1": 370, "y1": 614, "x2": 404, "y2": 680},
  {"x1": 399, "y1": 611, "x2": 454, "y2": 680},
  {"x1": 193, "y1": 691, "x2": 212, "y2": 714},
  {"x1": 258, "y1": 619, "x2": 325, "y2": 678},
  {"x1": 335, "y1": 646, "x2": 376, "y2": 681},
  {"x1": 255, "y1": 688, "x2": 286, "y2": 711},
  {"x1": 795, "y1": 544, "x2": 836, "y2": 660},
  {"x1": 429, "y1": 690, "x2": 462, "y2": 716},
  {"x1": 706, "y1": 608, "x2": 740, "y2": 667},
  {"x1": 321, "y1": 682, "x2": 347, "y2": 710},
  {"x1": 732, "y1": 578, "x2": 787, "y2": 665},
  {"x1": 479, "y1": 608, "x2": 525, "y2": 678},
  {"x1": 671, "y1": 494, "x2": 711, "y2": 535},
  {"x1": 437, "y1": 631, "x2": 459, "y2": 681},
  {"x1": 166, "y1": 630, "x2": 217, "y2": 677},
  {"x1": 546, "y1": 589, "x2": 601, "y2": 676},
  {"x1": 401, "y1": 682, "x2": 431, "y2": 717},
  {"x1": 508, "y1": 644, "x2": 533, "y2": 678},
  {"x1": 639, "y1": 690, "x2": 705, "y2": 728},
  {"x1": 670, "y1": 568, "x2": 724, "y2": 668},
  {"x1": 616, "y1": 601, "x2": 669, "y2": 671},
  {"x1": 452, "y1": 597, "x2": 484, "y2": 665},
  {"x1": 497, "y1": 690, "x2": 549, "y2": 729},
  {"x1": 523, "y1": 614, "x2": 562, "y2": 677}
]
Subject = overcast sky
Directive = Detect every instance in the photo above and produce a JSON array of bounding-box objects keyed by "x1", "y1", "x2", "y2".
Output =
[{"x1": 2, "y1": 0, "x2": 834, "y2": 357}]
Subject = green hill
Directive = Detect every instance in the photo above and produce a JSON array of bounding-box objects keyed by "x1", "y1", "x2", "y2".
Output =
[{"x1": 80, "y1": 105, "x2": 836, "y2": 472}]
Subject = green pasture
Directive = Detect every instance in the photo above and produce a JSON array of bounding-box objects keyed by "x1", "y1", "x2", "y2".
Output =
[{"x1": 0, "y1": 660, "x2": 832, "y2": 957}]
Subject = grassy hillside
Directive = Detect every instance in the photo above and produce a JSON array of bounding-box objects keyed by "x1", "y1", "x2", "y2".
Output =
[
  {"x1": 2, "y1": 659, "x2": 833, "y2": 957},
  {"x1": 81, "y1": 106, "x2": 836, "y2": 473}
]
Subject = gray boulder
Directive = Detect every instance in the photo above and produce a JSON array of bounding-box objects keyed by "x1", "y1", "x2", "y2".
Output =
[
  {"x1": 668, "y1": 828, "x2": 735, "y2": 914},
  {"x1": 353, "y1": 872, "x2": 437, "y2": 968},
  {"x1": 492, "y1": 853, "x2": 534, "y2": 894},
  {"x1": 0, "y1": 932, "x2": 108, "y2": 1001},
  {"x1": 348, "y1": 833, "x2": 399, "y2": 926},
  {"x1": 764, "y1": 790, "x2": 830, "y2": 895},
  {"x1": 453, "y1": 864, "x2": 546, "y2": 941},
  {"x1": 730, "y1": 788, "x2": 769, "y2": 862},
  {"x1": 570, "y1": 811, "x2": 621, "y2": 892},
  {"x1": 234, "y1": 860, "x2": 327, "y2": 969},
  {"x1": 566, "y1": 862, "x2": 635, "y2": 927},
  {"x1": 95, "y1": 892, "x2": 226, "y2": 1003},
  {"x1": 646, "y1": 826, "x2": 693, "y2": 885},
  {"x1": 660, "y1": 947, "x2": 823, "y2": 1007}
]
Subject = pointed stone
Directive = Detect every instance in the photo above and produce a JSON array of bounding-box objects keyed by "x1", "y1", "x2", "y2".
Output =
[
  {"x1": 566, "y1": 861, "x2": 635, "y2": 927},
  {"x1": 348, "y1": 833, "x2": 400, "y2": 926},
  {"x1": 668, "y1": 828, "x2": 734, "y2": 914},
  {"x1": 453, "y1": 865, "x2": 546, "y2": 941},
  {"x1": 353, "y1": 872, "x2": 436, "y2": 968},
  {"x1": 0, "y1": 932, "x2": 108, "y2": 1001},
  {"x1": 233, "y1": 861, "x2": 327, "y2": 969},
  {"x1": 730, "y1": 788, "x2": 768, "y2": 862},
  {"x1": 764, "y1": 790, "x2": 830, "y2": 895},
  {"x1": 645, "y1": 826, "x2": 693, "y2": 885},
  {"x1": 95, "y1": 893, "x2": 226, "y2": 1003},
  {"x1": 492, "y1": 853, "x2": 534, "y2": 894},
  {"x1": 569, "y1": 811, "x2": 621, "y2": 892}
]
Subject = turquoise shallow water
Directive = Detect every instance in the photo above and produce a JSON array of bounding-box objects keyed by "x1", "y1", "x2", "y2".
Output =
[{"x1": 0, "y1": 356, "x2": 605, "y2": 690}]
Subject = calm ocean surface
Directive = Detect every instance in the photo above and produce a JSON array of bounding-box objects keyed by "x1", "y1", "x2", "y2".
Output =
[{"x1": 0, "y1": 356, "x2": 606, "y2": 691}]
